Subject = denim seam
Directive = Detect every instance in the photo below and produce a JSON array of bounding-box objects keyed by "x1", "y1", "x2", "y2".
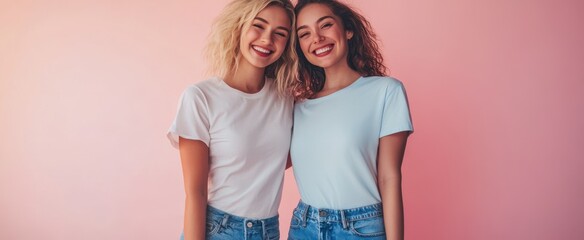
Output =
[
  {"x1": 349, "y1": 220, "x2": 386, "y2": 237},
  {"x1": 346, "y1": 212, "x2": 383, "y2": 221}
]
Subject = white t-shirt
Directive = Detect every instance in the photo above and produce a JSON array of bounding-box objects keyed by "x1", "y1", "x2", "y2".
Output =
[
  {"x1": 168, "y1": 77, "x2": 293, "y2": 218},
  {"x1": 290, "y1": 76, "x2": 413, "y2": 209}
]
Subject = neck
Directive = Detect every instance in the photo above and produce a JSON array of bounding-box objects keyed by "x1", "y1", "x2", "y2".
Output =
[
  {"x1": 322, "y1": 61, "x2": 361, "y2": 91},
  {"x1": 224, "y1": 57, "x2": 266, "y2": 94}
]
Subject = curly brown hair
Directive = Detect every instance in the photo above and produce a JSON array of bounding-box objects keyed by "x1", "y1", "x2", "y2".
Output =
[{"x1": 293, "y1": 0, "x2": 387, "y2": 99}]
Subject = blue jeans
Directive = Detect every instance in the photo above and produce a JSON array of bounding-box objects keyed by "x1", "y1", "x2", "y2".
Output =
[
  {"x1": 180, "y1": 205, "x2": 280, "y2": 240},
  {"x1": 288, "y1": 201, "x2": 386, "y2": 240}
]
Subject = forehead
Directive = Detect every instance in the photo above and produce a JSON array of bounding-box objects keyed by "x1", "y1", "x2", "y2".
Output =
[
  {"x1": 296, "y1": 3, "x2": 336, "y2": 26},
  {"x1": 255, "y1": 4, "x2": 291, "y2": 27}
]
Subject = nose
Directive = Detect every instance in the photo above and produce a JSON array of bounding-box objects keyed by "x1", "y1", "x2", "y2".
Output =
[
  {"x1": 260, "y1": 30, "x2": 273, "y2": 44},
  {"x1": 312, "y1": 33, "x2": 324, "y2": 43}
]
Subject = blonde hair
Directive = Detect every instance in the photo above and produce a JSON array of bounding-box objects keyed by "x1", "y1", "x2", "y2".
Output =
[{"x1": 205, "y1": 0, "x2": 298, "y2": 96}]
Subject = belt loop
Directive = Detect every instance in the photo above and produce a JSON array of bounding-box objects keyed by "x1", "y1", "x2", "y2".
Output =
[
  {"x1": 243, "y1": 218, "x2": 248, "y2": 237},
  {"x1": 221, "y1": 213, "x2": 229, "y2": 228},
  {"x1": 301, "y1": 203, "x2": 309, "y2": 227},
  {"x1": 340, "y1": 210, "x2": 348, "y2": 230},
  {"x1": 261, "y1": 220, "x2": 267, "y2": 238}
]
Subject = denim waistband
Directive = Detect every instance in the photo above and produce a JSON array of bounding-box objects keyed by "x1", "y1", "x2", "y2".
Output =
[
  {"x1": 207, "y1": 205, "x2": 279, "y2": 230},
  {"x1": 294, "y1": 201, "x2": 383, "y2": 228}
]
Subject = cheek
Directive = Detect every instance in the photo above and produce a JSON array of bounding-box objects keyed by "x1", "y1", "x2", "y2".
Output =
[
  {"x1": 299, "y1": 41, "x2": 311, "y2": 55},
  {"x1": 275, "y1": 37, "x2": 288, "y2": 50},
  {"x1": 243, "y1": 29, "x2": 260, "y2": 42}
]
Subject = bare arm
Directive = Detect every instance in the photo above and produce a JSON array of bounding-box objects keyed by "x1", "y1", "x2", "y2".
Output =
[
  {"x1": 377, "y1": 131, "x2": 410, "y2": 240},
  {"x1": 179, "y1": 137, "x2": 209, "y2": 240}
]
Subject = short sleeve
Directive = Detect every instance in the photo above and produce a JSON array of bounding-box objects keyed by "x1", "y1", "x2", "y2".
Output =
[
  {"x1": 380, "y1": 79, "x2": 414, "y2": 137},
  {"x1": 167, "y1": 86, "x2": 211, "y2": 148}
]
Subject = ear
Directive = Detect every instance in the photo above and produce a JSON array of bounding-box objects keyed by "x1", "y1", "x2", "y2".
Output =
[{"x1": 346, "y1": 30, "x2": 354, "y2": 40}]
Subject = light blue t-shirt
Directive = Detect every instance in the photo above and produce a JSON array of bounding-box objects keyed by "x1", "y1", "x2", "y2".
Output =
[{"x1": 290, "y1": 76, "x2": 413, "y2": 209}]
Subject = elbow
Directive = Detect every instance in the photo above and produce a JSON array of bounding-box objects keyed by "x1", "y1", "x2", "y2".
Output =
[
  {"x1": 377, "y1": 171, "x2": 402, "y2": 190},
  {"x1": 185, "y1": 187, "x2": 207, "y2": 201}
]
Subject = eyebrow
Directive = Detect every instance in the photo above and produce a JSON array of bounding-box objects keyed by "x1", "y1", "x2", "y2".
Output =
[
  {"x1": 296, "y1": 16, "x2": 335, "y2": 31},
  {"x1": 254, "y1": 17, "x2": 290, "y2": 32}
]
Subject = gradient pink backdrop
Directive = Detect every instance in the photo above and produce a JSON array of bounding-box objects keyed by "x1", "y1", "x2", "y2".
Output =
[{"x1": 1, "y1": 0, "x2": 583, "y2": 239}]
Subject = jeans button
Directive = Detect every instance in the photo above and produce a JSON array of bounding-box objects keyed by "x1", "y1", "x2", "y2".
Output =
[
  {"x1": 246, "y1": 222, "x2": 253, "y2": 228},
  {"x1": 319, "y1": 210, "x2": 327, "y2": 217}
]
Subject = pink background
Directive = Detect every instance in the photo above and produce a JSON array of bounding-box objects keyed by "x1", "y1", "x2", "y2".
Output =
[{"x1": 1, "y1": 0, "x2": 583, "y2": 239}]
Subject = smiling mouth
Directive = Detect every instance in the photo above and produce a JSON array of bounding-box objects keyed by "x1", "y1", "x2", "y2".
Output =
[
  {"x1": 252, "y1": 45, "x2": 273, "y2": 57},
  {"x1": 313, "y1": 44, "x2": 333, "y2": 56}
]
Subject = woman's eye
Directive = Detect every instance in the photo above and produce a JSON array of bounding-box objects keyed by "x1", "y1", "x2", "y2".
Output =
[
  {"x1": 275, "y1": 32, "x2": 287, "y2": 38},
  {"x1": 253, "y1": 24, "x2": 264, "y2": 29},
  {"x1": 321, "y1": 23, "x2": 333, "y2": 29},
  {"x1": 298, "y1": 32, "x2": 309, "y2": 39}
]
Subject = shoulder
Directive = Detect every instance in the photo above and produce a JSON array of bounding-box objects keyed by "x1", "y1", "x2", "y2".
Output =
[
  {"x1": 189, "y1": 77, "x2": 222, "y2": 92},
  {"x1": 265, "y1": 78, "x2": 293, "y2": 101},
  {"x1": 264, "y1": 78, "x2": 277, "y2": 91},
  {"x1": 361, "y1": 76, "x2": 404, "y2": 88},
  {"x1": 265, "y1": 78, "x2": 288, "y2": 96},
  {"x1": 358, "y1": 76, "x2": 406, "y2": 97},
  {"x1": 181, "y1": 77, "x2": 222, "y2": 98}
]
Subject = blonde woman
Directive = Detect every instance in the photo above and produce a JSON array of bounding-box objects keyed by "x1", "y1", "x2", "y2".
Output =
[{"x1": 167, "y1": 0, "x2": 297, "y2": 239}]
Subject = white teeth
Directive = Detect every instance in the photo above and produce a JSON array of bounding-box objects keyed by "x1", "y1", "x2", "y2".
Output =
[
  {"x1": 253, "y1": 46, "x2": 271, "y2": 54},
  {"x1": 315, "y1": 46, "x2": 332, "y2": 55}
]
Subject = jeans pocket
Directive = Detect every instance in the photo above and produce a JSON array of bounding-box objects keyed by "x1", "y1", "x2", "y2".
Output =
[{"x1": 349, "y1": 216, "x2": 386, "y2": 237}]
